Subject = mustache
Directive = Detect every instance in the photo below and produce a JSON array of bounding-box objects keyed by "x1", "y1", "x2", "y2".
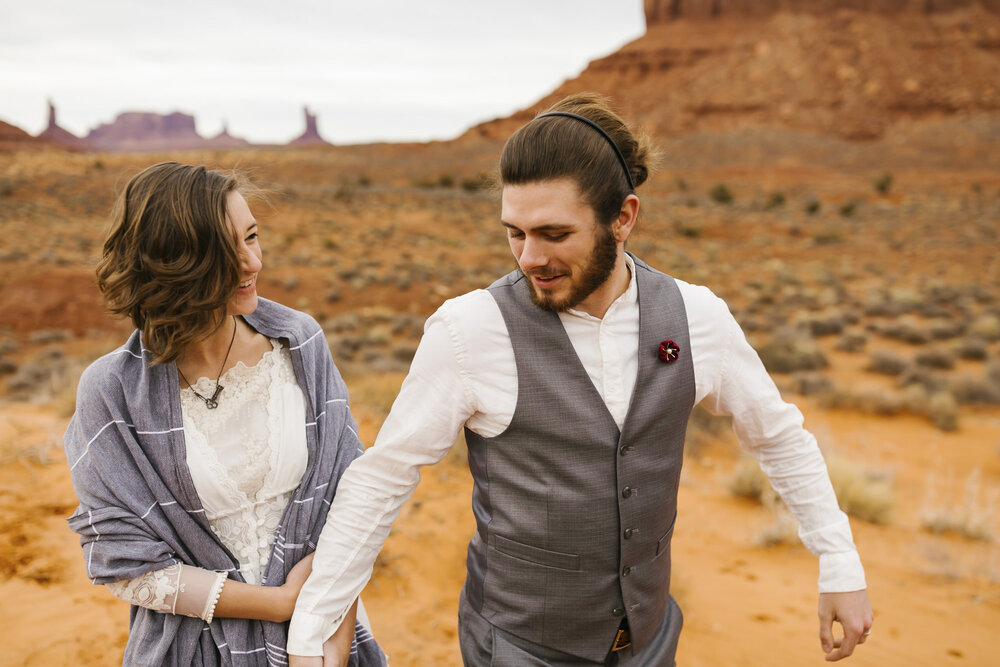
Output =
[{"x1": 525, "y1": 268, "x2": 565, "y2": 279}]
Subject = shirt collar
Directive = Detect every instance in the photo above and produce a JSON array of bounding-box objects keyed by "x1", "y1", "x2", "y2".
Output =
[{"x1": 564, "y1": 253, "x2": 638, "y2": 322}]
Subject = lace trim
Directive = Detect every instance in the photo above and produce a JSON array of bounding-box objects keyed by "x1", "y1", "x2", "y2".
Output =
[
  {"x1": 203, "y1": 575, "x2": 226, "y2": 623},
  {"x1": 106, "y1": 562, "x2": 181, "y2": 614}
]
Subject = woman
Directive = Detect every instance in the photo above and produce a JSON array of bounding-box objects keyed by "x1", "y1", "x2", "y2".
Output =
[{"x1": 64, "y1": 162, "x2": 387, "y2": 666}]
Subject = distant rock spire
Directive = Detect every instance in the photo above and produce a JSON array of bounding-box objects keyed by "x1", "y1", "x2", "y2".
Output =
[
  {"x1": 38, "y1": 99, "x2": 90, "y2": 150},
  {"x1": 289, "y1": 106, "x2": 329, "y2": 145}
]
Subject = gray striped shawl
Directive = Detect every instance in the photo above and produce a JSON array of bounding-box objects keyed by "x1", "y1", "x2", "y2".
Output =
[{"x1": 64, "y1": 298, "x2": 387, "y2": 666}]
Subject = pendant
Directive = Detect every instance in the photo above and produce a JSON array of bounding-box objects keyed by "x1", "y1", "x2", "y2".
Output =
[{"x1": 205, "y1": 385, "x2": 223, "y2": 409}]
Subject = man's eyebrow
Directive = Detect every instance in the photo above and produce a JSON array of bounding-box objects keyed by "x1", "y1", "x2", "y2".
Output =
[{"x1": 500, "y1": 221, "x2": 572, "y2": 231}]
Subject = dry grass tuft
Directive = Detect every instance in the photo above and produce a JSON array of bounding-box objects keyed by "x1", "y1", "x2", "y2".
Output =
[
  {"x1": 920, "y1": 469, "x2": 998, "y2": 542},
  {"x1": 728, "y1": 453, "x2": 893, "y2": 525},
  {"x1": 824, "y1": 454, "x2": 894, "y2": 525}
]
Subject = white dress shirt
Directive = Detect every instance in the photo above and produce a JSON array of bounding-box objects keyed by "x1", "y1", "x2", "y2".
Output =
[{"x1": 287, "y1": 256, "x2": 866, "y2": 656}]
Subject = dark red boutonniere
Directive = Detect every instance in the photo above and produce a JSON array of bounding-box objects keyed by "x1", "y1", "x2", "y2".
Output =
[{"x1": 658, "y1": 339, "x2": 680, "y2": 364}]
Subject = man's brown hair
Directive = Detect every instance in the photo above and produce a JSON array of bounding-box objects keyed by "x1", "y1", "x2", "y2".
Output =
[
  {"x1": 499, "y1": 93, "x2": 657, "y2": 224},
  {"x1": 96, "y1": 162, "x2": 247, "y2": 365}
]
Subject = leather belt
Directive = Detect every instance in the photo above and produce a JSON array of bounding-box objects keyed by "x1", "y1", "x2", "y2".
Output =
[{"x1": 610, "y1": 619, "x2": 632, "y2": 652}]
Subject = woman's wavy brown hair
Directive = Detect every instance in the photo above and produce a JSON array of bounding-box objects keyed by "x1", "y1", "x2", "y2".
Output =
[{"x1": 96, "y1": 162, "x2": 248, "y2": 365}]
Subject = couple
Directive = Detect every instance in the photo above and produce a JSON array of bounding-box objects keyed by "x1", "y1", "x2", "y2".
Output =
[{"x1": 65, "y1": 93, "x2": 872, "y2": 666}]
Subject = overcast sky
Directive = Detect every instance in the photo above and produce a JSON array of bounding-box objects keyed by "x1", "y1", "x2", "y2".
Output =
[{"x1": 1, "y1": 1, "x2": 645, "y2": 144}]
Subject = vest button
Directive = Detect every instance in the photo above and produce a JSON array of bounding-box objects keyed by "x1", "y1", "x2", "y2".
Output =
[
  {"x1": 624, "y1": 528, "x2": 634, "y2": 539},
  {"x1": 622, "y1": 566, "x2": 632, "y2": 577},
  {"x1": 621, "y1": 486, "x2": 632, "y2": 498},
  {"x1": 619, "y1": 444, "x2": 631, "y2": 456},
  {"x1": 612, "y1": 607, "x2": 626, "y2": 618}
]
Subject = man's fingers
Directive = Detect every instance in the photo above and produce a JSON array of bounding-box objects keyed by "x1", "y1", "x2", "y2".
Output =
[
  {"x1": 818, "y1": 611, "x2": 835, "y2": 653},
  {"x1": 824, "y1": 620, "x2": 864, "y2": 662}
]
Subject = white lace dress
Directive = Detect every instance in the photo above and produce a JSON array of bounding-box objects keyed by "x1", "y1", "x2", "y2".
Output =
[{"x1": 106, "y1": 339, "x2": 308, "y2": 621}]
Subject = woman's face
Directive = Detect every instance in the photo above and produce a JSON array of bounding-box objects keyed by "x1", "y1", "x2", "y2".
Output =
[{"x1": 225, "y1": 190, "x2": 263, "y2": 317}]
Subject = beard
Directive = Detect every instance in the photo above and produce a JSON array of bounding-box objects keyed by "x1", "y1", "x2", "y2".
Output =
[{"x1": 525, "y1": 222, "x2": 618, "y2": 313}]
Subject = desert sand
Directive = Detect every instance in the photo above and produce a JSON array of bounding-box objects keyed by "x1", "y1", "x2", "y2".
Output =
[{"x1": 0, "y1": 129, "x2": 998, "y2": 667}]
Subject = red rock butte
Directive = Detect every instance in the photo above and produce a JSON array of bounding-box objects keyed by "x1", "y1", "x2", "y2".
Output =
[{"x1": 463, "y1": 0, "x2": 1000, "y2": 142}]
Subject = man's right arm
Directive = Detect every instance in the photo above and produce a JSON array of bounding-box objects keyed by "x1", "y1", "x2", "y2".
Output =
[{"x1": 287, "y1": 303, "x2": 478, "y2": 657}]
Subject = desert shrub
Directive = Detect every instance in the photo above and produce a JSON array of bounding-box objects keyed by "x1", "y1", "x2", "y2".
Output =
[
  {"x1": 0, "y1": 358, "x2": 17, "y2": 375},
  {"x1": 756, "y1": 505, "x2": 799, "y2": 547},
  {"x1": 673, "y1": 220, "x2": 701, "y2": 238},
  {"x1": 920, "y1": 469, "x2": 997, "y2": 541},
  {"x1": 728, "y1": 456, "x2": 773, "y2": 503},
  {"x1": 437, "y1": 173, "x2": 455, "y2": 188},
  {"x1": 365, "y1": 325, "x2": 392, "y2": 346},
  {"x1": 709, "y1": 183, "x2": 733, "y2": 205},
  {"x1": 955, "y1": 337, "x2": 989, "y2": 361},
  {"x1": 813, "y1": 229, "x2": 842, "y2": 245},
  {"x1": 756, "y1": 331, "x2": 828, "y2": 374},
  {"x1": 386, "y1": 315, "x2": 423, "y2": 339},
  {"x1": 971, "y1": 314, "x2": 1000, "y2": 341},
  {"x1": 915, "y1": 349, "x2": 957, "y2": 370},
  {"x1": 927, "y1": 321, "x2": 965, "y2": 340},
  {"x1": 28, "y1": 329, "x2": 72, "y2": 344},
  {"x1": 684, "y1": 404, "x2": 733, "y2": 456},
  {"x1": 948, "y1": 374, "x2": 1000, "y2": 405},
  {"x1": 878, "y1": 321, "x2": 930, "y2": 345},
  {"x1": 825, "y1": 455, "x2": 894, "y2": 525},
  {"x1": 799, "y1": 314, "x2": 845, "y2": 337},
  {"x1": 6, "y1": 349, "x2": 73, "y2": 401},
  {"x1": 863, "y1": 299, "x2": 904, "y2": 318},
  {"x1": 793, "y1": 372, "x2": 834, "y2": 396},
  {"x1": 838, "y1": 202, "x2": 857, "y2": 217},
  {"x1": 765, "y1": 192, "x2": 786, "y2": 209},
  {"x1": 835, "y1": 332, "x2": 868, "y2": 352},
  {"x1": 927, "y1": 391, "x2": 959, "y2": 431},
  {"x1": 804, "y1": 198, "x2": 821, "y2": 215},
  {"x1": 390, "y1": 341, "x2": 419, "y2": 364},
  {"x1": 819, "y1": 388, "x2": 905, "y2": 416},
  {"x1": 333, "y1": 182, "x2": 355, "y2": 203},
  {"x1": 357, "y1": 174, "x2": 371, "y2": 187},
  {"x1": 874, "y1": 173, "x2": 893, "y2": 195},
  {"x1": 730, "y1": 453, "x2": 893, "y2": 525},
  {"x1": 897, "y1": 367, "x2": 947, "y2": 393},
  {"x1": 987, "y1": 360, "x2": 1000, "y2": 386},
  {"x1": 674, "y1": 178, "x2": 688, "y2": 192},
  {"x1": 866, "y1": 350, "x2": 909, "y2": 376}
]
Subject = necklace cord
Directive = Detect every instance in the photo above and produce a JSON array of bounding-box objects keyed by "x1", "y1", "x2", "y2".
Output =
[{"x1": 177, "y1": 316, "x2": 237, "y2": 409}]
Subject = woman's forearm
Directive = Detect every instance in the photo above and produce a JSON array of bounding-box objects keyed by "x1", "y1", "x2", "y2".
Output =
[{"x1": 213, "y1": 578, "x2": 296, "y2": 623}]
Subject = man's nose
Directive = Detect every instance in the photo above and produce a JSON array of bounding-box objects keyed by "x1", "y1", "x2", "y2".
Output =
[{"x1": 518, "y1": 237, "x2": 548, "y2": 271}]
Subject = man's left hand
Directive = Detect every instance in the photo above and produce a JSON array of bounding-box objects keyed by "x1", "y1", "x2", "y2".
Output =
[{"x1": 818, "y1": 590, "x2": 874, "y2": 661}]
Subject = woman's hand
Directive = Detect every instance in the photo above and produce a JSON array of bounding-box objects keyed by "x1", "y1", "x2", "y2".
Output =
[
  {"x1": 278, "y1": 553, "x2": 315, "y2": 620},
  {"x1": 288, "y1": 597, "x2": 359, "y2": 667},
  {"x1": 319, "y1": 598, "x2": 358, "y2": 667}
]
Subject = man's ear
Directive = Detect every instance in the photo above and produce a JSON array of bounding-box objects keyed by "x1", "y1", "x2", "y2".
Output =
[{"x1": 613, "y1": 194, "x2": 640, "y2": 243}]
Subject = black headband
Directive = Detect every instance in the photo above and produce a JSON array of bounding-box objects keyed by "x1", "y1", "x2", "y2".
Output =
[{"x1": 535, "y1": 111, "x2": 635, "y2": 191}]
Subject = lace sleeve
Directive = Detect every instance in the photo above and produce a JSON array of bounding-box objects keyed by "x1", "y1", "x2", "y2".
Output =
[{"x1": 105, "y1": 563, "x2": 227, "y2": 622}]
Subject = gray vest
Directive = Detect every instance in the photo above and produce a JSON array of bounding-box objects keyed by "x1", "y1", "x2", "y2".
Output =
[{"x1": 462, "y1": 256, "x2": 696, "y2": 661}]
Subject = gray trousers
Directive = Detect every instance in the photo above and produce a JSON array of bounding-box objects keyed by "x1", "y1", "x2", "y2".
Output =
[{"x1": 458, "y1": 592, "x2": 682, "y2": 667}]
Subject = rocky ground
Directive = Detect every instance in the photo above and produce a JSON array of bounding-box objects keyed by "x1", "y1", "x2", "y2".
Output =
[{"x1": 0, "y1": 133, "x2": 998, "y2": 664}]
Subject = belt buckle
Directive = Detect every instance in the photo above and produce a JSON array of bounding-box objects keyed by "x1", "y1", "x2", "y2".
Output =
[{"x1": 611, "y1": 627, "x2": 632, "y2": 652}]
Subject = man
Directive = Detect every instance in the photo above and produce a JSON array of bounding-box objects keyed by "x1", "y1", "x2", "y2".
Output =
[{"x1": 288, "y1": 93, "x2": 873, "y2": 665}]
